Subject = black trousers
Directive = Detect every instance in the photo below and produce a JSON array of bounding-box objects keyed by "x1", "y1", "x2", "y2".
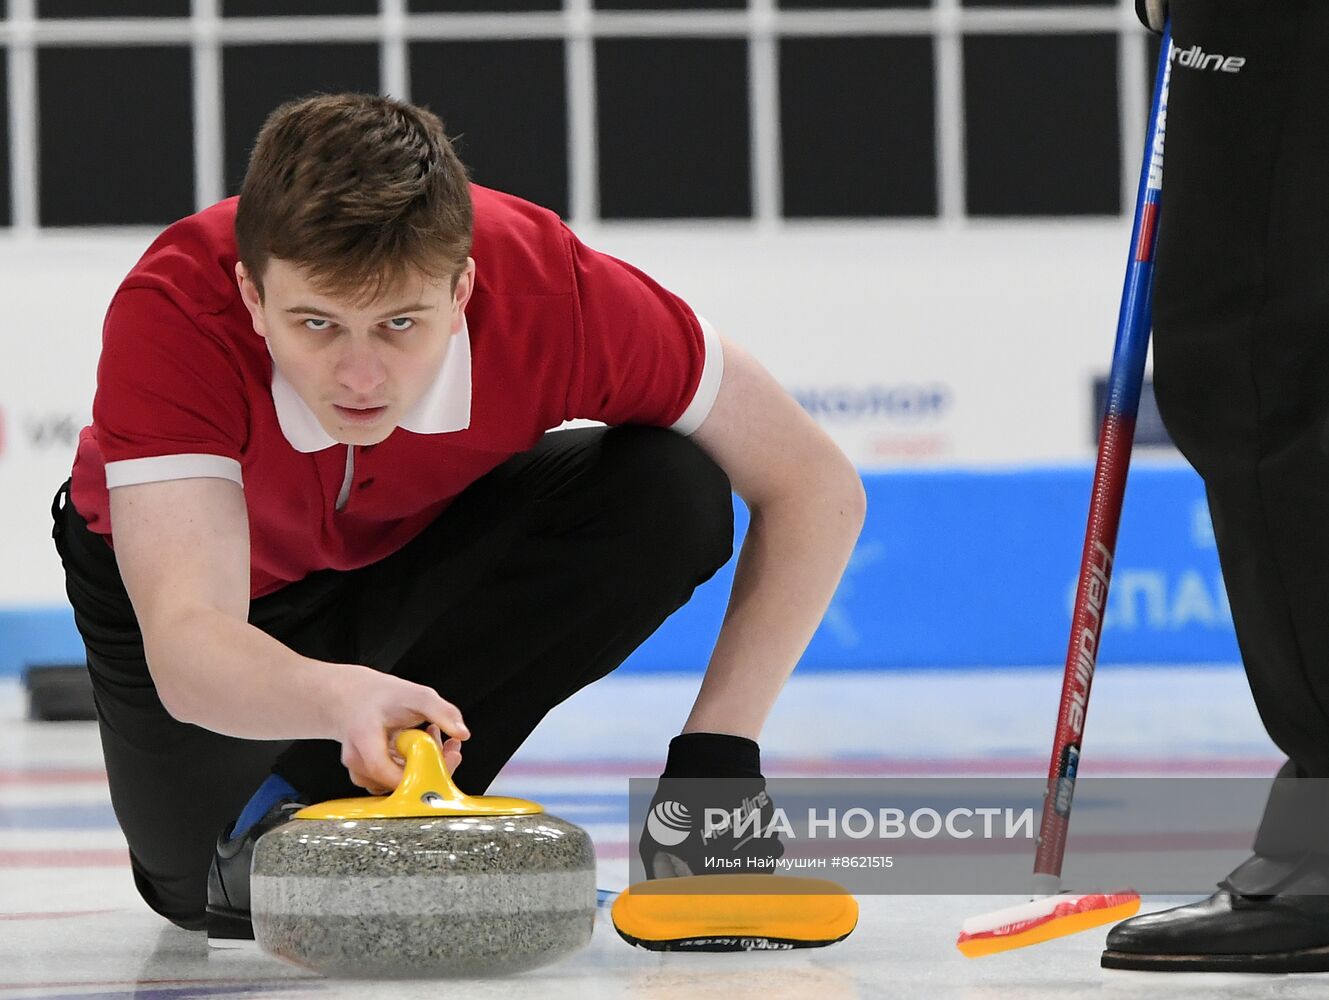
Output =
[
  {"x1": 1152, "y1": 1, "x2": 1329, "y2": 865},
  {"x1": 52, "y1": 426, "x2": 733, "y2": 929}
]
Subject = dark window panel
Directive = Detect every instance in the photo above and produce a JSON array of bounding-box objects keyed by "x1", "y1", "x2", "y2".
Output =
[
  {"x1": 411, "y1": 0, "x2": 559, "y2": 11},
  {"x1": 780, "y1": 36, "x2": 936, "y2": 218},
  {"x1": 0, "y1": 50, "x2": 9, "y2": 227},
  {"x1": 596, "y1": 38, "x2": 750, "y2": 219},
  {"x1": 411, "y1": 41, "x2": 568, "y2": 217},
  {"x1": 781, "y1": 0, "x2": 927, "y2": 8},
  {"x1": 38, "y1": 47, "x2": 193, "y2": 226},
  {"x1": 223, "y1": 0, "x2": 376, "y2": 14},
  {"x1": 222, "y1": 44, "x2": 380, "y2": 196},
  {"x1": 963, "y1": 33, "x2": 1120, "y2": 216},
  {"x1": 38, "y1": 1, "x2": 188, "y2": 15},
  {"x1": 596, "y1": 0, "x2": 742, "y2": 11}
]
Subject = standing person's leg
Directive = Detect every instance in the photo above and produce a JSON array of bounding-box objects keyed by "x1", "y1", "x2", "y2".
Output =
[
  {"x1": 1106, "y1": 0, "x2": 1329, "y2": 971},
  {"x1": 273, "y1": 425, "x2": 735, "y2": 800},
  {"x1": 1152, "y1": 0, "x2": 1329, "y2": 856}
]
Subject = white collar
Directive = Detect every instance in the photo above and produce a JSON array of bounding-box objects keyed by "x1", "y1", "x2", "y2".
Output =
[{"x1": 270, "y1": 319, "x2": 473, "y2": 453}]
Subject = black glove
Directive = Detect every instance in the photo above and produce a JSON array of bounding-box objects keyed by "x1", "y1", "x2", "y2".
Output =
[
  {"x1": 637, "y1": 732, "x2": 785, "y2": 879},
  {"x1": 1135, "y1": 0, "x2": 1166, "y2": 33}
]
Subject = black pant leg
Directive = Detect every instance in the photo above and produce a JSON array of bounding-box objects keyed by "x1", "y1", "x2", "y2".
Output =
[
  {"x1": 273, "y1": 426, "x2": 735, "y2": 799},
  {"x1": 52, "y1": 484, "x2": 365, "y2": 928},
  {"x1": 404, "y1": 425, "x2": 733, "y2": 795},
  {"x1": 1151, "y1": 0, "x2": 1329, "y2": 856},
  {"x1": 52, "y1": 485, "x2": 284, "y2": 929}
]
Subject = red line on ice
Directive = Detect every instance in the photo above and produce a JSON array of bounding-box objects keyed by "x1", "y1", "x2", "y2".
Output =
[
  {"x1": 0, "y1": 848, "x2": 128, "y2": 868},
  {"x1": 0, "y1": 767, "x2": 107, "y2": 785}
]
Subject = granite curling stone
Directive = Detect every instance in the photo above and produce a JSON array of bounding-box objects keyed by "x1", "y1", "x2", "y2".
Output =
[{"x1": 250, "y1": 729, "x2": 596, "y2": 978}]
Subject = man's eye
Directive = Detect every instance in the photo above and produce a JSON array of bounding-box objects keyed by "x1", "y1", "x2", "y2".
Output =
[
  {"x1": 303, "y1": 318, "x2": 334, "y2": 331},
  {"x1": 385, "y1": 317, "x2": 415, "y2": 332}
]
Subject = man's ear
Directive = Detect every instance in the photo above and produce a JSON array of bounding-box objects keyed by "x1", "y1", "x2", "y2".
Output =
[
  {"x1": 235, "y1": 261, "x2": 268, "y2": 337},
  {"x1": 449, "y1": 258, "x2": 476, "y2": 335}
]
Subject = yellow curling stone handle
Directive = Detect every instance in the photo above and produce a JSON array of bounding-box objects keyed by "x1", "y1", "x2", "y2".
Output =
[{"x1": 295, "y1": 729, "x2": 544, "y2": 820}]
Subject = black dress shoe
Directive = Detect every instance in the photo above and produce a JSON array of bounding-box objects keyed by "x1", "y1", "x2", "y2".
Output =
[
  {"x1": 206, "y1": 798, "x2": 305, "y2": 948},
  {"x1": 1101, "y1": 855, "x2": 1329, "y2": 972}
]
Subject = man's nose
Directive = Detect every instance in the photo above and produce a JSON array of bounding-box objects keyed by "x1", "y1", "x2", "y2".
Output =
[{"x1": 336, "y1": 341, "x2": 388, "y2": 395}]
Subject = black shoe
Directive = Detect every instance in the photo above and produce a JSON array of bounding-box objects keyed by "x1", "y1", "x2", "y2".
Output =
[
  {"x1": 1101, "y1": 855, "x2": 1329, "y2": 972},
  {"x1": 206, "y1": 798, "x2": 304, "y2": 949}
]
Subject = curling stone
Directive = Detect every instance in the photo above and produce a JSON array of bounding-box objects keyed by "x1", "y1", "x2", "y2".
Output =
[{"x1": 250, "y1": 729, "x2": 596, "y2": 978}]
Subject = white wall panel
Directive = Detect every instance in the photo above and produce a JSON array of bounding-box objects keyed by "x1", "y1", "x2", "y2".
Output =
[{"x1": 0, "y1": 219, "x2": 1157, "y2": 604}]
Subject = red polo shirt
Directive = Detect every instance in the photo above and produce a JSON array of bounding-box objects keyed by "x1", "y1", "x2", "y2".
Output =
[{"x1": 70, "y1": 187, "x2": 721, "y2": 598}]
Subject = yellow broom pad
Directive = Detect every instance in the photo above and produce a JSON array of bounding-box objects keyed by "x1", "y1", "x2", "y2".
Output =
[{"x1": 611, "y1": 874, "x2": 859, "y2": 952}]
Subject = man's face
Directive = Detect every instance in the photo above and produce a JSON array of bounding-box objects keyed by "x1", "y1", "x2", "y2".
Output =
[{"x1": 237, "y1": 256, "x2": 474, "y2": 446}]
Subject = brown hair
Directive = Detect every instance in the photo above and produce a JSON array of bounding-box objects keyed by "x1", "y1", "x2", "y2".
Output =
[{"x1": 235, "y1": 93, "x2": 472, "y2": 303}]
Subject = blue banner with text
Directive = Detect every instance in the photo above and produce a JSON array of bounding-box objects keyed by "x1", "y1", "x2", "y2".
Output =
[{"x1": 622, "y1": 462, "x2": 1238, "y2": 672}]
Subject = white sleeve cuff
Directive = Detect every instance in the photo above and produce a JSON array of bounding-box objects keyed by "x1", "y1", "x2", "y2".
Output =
[
  {"x1": 670, "y1": 315, "x2": 724, "y2": 436},
  {"x1": 105, "y1": 453, "x2": 244, "y2": 489}
]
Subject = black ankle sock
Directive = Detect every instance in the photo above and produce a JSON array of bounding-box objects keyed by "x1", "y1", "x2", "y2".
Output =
[{"x1": 663, "y1": 732, "x2": 761, "y2": 778}]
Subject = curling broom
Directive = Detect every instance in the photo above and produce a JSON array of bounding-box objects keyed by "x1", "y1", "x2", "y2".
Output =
[{"x1": 956, "y1": 22, "x2": 1174, "y2": 958}]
